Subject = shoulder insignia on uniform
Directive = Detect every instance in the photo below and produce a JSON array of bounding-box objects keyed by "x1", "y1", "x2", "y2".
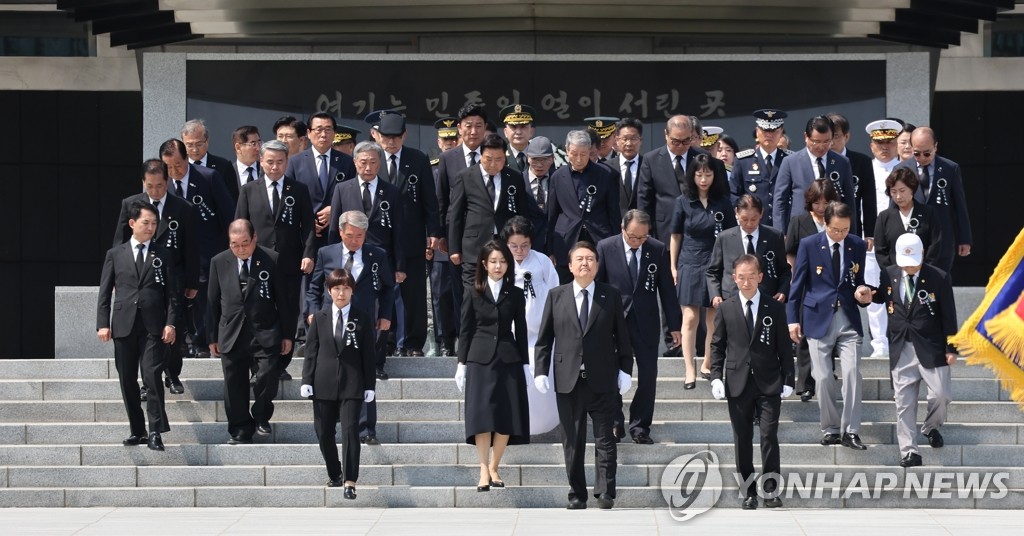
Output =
[
  {"x1": 430, "y1": 158, "x2": 440, "y2": 166},
  {"x1": 736, "y1": 149, "x2": 755, "y2": 159}
]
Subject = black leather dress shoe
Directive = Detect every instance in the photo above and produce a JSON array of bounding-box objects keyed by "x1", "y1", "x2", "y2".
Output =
[
  {"x1": 900, "y1": 452, "x2": 923, "y2": 467},
  {"x1": 596, "y1": 493, "x2": 614, "y2": 510},
  {"x1": 375, "y1": 368, "x2": 389, "y2": 380},
  {"x1": 700, "y1": 371, "x2": 711, "y2": 380},
  {"x1": 327, "y1": 477, "x2": 343, "y2": 487},
  {"x1": 123, "y1": 434, "x2": 147, "y2": 446},
  {"x1": 612, "y1": 424, "x2": 625, "y2": 441},
  {"x1": 800, "y1": 390, "x2": 814, "y2": 402},
  {"x1": 841, "y1": 432, "x2": 867, "y2": 450},
  {"x1": 343, "y1": 486, "x2": 357, "y2": 500},
  {"x1": 408, "y1": 349, "x2": 425, "y2": 357},
  {"x1": 632, "y1": 433, "x2": 654, "y2": 445},
  {"x1": 764, "y1": 497, "x2": 783, "y2": 508},
  {"x1": 279, "y1": 370, "x2": 293, "y2": 381},
  {"x1": 227, "y1": 435, "x2": 252, "y2": 445},
  {"x1": 362, "y1": 435, "x2": 379, "y2": 445},
  {"x1": 167, "y1": 377, "x2": 184, "y2": 395},
  {"x1": 440, "y1": 347, "x2": 454, "y2": 357},
  {"x1": 742, "y1": 497, "x2": 758, "y2": 510},
  {"x1": 820, "y1": 433, "x2": 842, "y2": 446},
  {"x1": 256, "y1": 423, "x2": 272, "y2": 436},
  {"x1": 683, "y1": 381, "x2": 696, "y2": 390},
  {"x1": 924, "y1": 429, "x2": 944, "y2": 448},
  {"x1": 139, "y1": 389, "x2": 147, "y2": 402},
  {"x1": 663, "y1": 345, "x2": 682, "y2": 357},
  {"x1": 566, "y1": 499, "x2": 587, "y2": 510},
  {"x1": 147, "y1": 432, "x2": 164, "y2": 451}
]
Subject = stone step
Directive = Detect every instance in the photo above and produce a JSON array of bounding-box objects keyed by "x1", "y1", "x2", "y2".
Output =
[{"x1": 2, "y1": 443, "x2": 1023, "y2": 468}]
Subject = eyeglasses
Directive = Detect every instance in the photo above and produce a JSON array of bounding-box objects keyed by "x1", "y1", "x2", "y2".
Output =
[
  {"x1": 619, "y1": 137, "x2": 641, "y2": 144},
  {"x1": 183, "y1": 141, "x2": 207, "y2": 149},
  {"x1": 507, "y1": 242, "x2": 531, "y2": 251},
  {"x1": 240, "y1": 140, "x2": 261, "y2": 147},
  {"x1": 667, "y1": 136, "x2": 692, "y2": 147},
  {"x1": 625, "y1": 233, "x2": 649, "y2": 241},
  {"x1": 912, "y1": 150, "x2": 933, "y2": 158},
  {"x1": 826, "y1": 226, "x2": 850, "y2": 234},
  {"x1": 310, "y1": 127, "x2": 335, "y2": 134},
  {"x1": 807, "y1": 139, "x2": 832, "y2": 147}
]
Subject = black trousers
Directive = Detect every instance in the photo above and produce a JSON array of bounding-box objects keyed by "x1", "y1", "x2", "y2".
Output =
[
  {"x1": 727, "y1": 378, "x2": 782, "y2": 499},
  {"x1": 795, "y1": 337, "x2": 815, "y2": 393},
  {"x1": 398, "y1": 254, "x2": 428, "y2": 351},
  {"x1": 313, "y1": 398, "x2": 363, "y2": 482},
  {"x1": 113, "y1": 312, "x2": 169, "y2": 436},
  {"x1": 280, "y1": 272, "x2": 303, "y2": 368},
  {"x1": 556, "y1": 374, "x2": 618, "y2": 502},
  {"x1": 622, "y1": 320, "x2": 659, "y2": 437},
  {"x1": 185, "y1": 272, "x2": 210, "y2": 349},
  {"x1": 223, "y1": 334, "x2": 282, "y2": 438},
  {"x1": 430, "y1": 259, "x2": 458, "y2": 349}
]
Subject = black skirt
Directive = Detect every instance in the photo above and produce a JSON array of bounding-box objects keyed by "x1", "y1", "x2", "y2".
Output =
[{"x1": 464, "y1": 359, "x2": 530, "y2": 445}]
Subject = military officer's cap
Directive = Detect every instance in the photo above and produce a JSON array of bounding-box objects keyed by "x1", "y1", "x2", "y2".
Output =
[
  {"x1": 363, "y1": 108, "x2": 402, "y2": 126},
  {"x1": 865, "y1": 119, "x2": 902, "y2": 141},
  {"x1": 333, "y1": 124, "x2": 361, "y2": 144},
  {"x1": 585, "y1": 116, "x2": 620, "y2": 139},
  {"x1": 499, "y1": 104, "x2": 536, "y2": 126},
  {"x1": 753, "y1": 109, "x2": 787, "y2": 131},
  {"x1": 376, "y1": 114, "x2": 407, "y2": 136},
  {"x1": 700, "y1": 126, "x2": 724, "y2": 148},
  {"x1": 434, "y1": 117, "x2": 459, "y2": 140}
]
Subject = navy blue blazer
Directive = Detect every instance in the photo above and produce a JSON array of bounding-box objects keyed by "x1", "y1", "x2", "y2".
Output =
[
  {"x1": 285, "y1": 147, "x2": 356, "y2": 213},
  {"x1": 787, "y1": 232, "x2": 868, "y2": 338},
  {"x1": 306, "y1": 243, "x2": 395, "y2": 323},
  {"x1": 596, "y1": 235, "x2": 680, "y2": 348},
  {"x1": 546, "y1": 161, "x2": 620, "y2": 265},
  {"x1": 328, "y1": 177, "x2": 405, "y2": 271},
  {"x1": 772, "y1": 148, "x2": 856, "y2": 235},
  {"x1": 894, "y1": 155, "x2": 971, "y2": 271}
]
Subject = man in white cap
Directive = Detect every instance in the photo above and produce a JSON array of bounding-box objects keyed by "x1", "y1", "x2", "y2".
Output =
[
  {"x1": 863, "y1": 119, "x2": 903, "y2": 358},
  {"x1": 870, "y1": 233, "x2": 957, "y2": 468}
]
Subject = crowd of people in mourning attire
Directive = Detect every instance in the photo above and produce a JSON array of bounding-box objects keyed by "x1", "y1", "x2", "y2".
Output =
[{"x1": 95, "y1": 103, "x2": 970, "y2": 508}]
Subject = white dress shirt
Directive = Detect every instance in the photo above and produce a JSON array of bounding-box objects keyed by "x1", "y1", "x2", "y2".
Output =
[
  {"x1": 826, "y1": 235, "x2": 844, "y2": 269},
  {"x1": 332, "y1": 303, "x2": 352, "y2": 337},
  {"x1": 487, "y1": 277, "x2": 503, "y2": 302},
  {"x1": 741, "y1": 227, "x2": 760, "y2": 253},
  {"x1": 129, "y1": 237, "x2": 150, "y2": 263},
  {"x1": 148, "y1": 193, "x2": 167, "y2": 219},
  {"x1": 621, "y1": 235, "x2": 641, "y2": 281},
  {"x1": 344, "y1": 247, "x2": 364, "y2": 281},
  {"x1": 264, "y1": 176, "x2": 282, "y2": 212},
  {"x1": 236, "y1": 160, "x2": 258, "y2": 189},
  {"x1": 358, "y1": 177, "x2": 378, "y2": 207}
]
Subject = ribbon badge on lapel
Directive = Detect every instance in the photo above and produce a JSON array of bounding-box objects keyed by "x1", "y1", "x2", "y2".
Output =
[
  {"x1": 407, "y1": 174, "x2": 419, "y2": 203},
  {"x1": 580, "y1": 184, "x2": 597, "y2": 213},
  {"x1": 763, "y1": 250, "x2": 778, "y2": 280},
  {"x1": 644, "y1": 263, "x2": 658, "y2": 292},
  {"x1": 713, "y1": 211, "x2": 725, "y2": 237},
  {"x1": 917, "y1": 289, "x2": 937, "y2": 316},
  {"x1": 759, "y1": 315, "x2": 773, "y2": 346},
  {"x1": 378, "y1": 199, "x2": 393, "y2": 228},
  {"x1": 908, "y1": 217, "x2": 920, "y2": 234},
  {"x1": 282, "y1": 195, "x2": 296, "y2": 225},
  {"x1": 815, "y1": 265, "x2": 823, "y2": 276},
  {"x1": 522, "y1": 271, "x2": 536, "y2": 298},
  {"x1": 151, "y1": 255, "x2": 165, "y2": 286},
  {"x1": 345, "y1": 320, "x2": 359, "y2": 348},
  {"x1": 166, "y1": 219, "x2": 179, "y2": 249},
  {"x1": 506, "y1": 185, "x2": 518, "y2": 214},
  {"x1": 192, "y1": 194, "x2": 214, "y2": 221},
  {"x1": 852, "y1": 175, "x2": 860, "y2": 197},
  {"x1": 935, "y1": 177, "x2": 949, "y2": 206},
  {"x1": 335, "y1": 171, "x2": 346, "y2": 183},
  {"x1": 371, "y1": 262, "x2": 381, "y2": 291},
  {"x1": 828, "y1": 171, "x2": 845, "y2": 199},
  {"x1": 258, "y1": 270, "x2": 271, "y2": 299}
]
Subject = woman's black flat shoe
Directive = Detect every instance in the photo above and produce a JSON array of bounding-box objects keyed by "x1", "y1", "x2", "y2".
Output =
[
  {"x1": 477, "y1": 484, "x2": 490, "y2": 492},
  {"x1": 489, "y1": 479, "x2": 505, "y2": 488},
  {"x1": 684, "y1": 381, "x2": 696, "y2": 390},
  {"x1": 700, "y1": 371, "x2": 711, "y2": 380}
]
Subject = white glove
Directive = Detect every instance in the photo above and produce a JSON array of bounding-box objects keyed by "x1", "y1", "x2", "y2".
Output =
[
  {"x1": 363, "y1": 390, "x2": 375, "y2": 403},
  {"x1": 711, "y1": 379, "x2": 726, "y2": 400},
  {"x1": 300, "y1": 384, "x2": 314, "y2": 398},
  {"x1": 454, "y1": 363, "x2": 467, "y2": 393},
  {"x1": 781, "y1": 385, "x2": 794, "y2": 399},
  {"x1": 617, "y1": 370, "x2": 632, "y2": 396},
  {"x1": 534, "y1": 375, "x2": 550, "y2": 394}
]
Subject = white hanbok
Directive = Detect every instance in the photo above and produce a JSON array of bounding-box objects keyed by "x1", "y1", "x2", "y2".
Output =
[{"x1": 513, "y1": 249, "x2": 560, "y2": 434}]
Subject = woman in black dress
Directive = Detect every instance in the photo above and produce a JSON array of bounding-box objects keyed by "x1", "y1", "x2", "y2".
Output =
[
  {"x1": 669, "y1": 153, "x2": 736, "y2": 388},
  {"x1": 454, "y1": 240, "x2": 530, "y2": 492},
  {"x1": 873, "y1": 167, "x2": 943, "y2": 269},
  {"x1": 785, "y1": 179, "x2": 838, "y2": 402}
]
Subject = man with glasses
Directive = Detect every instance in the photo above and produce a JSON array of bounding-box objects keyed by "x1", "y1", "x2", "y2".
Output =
[
  {"x1": 637, "y1": 115, "x2": 726, "y2": 243},
  {"x1": 772, "y1": 115, "x2": 856, "y2": 235},
  {"x1": 605, "y1": 118, "x2": 644, "y2": 216},
  {"x1": 229, "y1": 126, "x2": 263, "y2": 202},
  {"x1": 731, "y1": 109, "x2": 790, "y2": 226},
  {"x1": 182, "y1": 119, "x2": 236, "y2": 201},
  {"x1": 894, "y1": 127, "x2": 971, "y2": 273}
]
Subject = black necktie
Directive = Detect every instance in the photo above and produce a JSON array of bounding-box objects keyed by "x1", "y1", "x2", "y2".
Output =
[
  {"x1": 245, "y1": 166, "x2": 254, "y2": 183},
  {"x1": 240, "y1": 259, "x2": 249, "y2": 291},
  {"x1": 831, "y1": 242, "x2": 841, "y2": 284},
  {"x1": 174, "y1": 180, "x2": 184, "y2": 197},
  {"x1": 135, "y1": 244, "x2": 145, "y2": 276},
  {"x1": 746, "y1": 234, "x2": 755, "y2": 255},
  {"x1": 745, "y1": 299, "x2": 754, "y2": 335},
  {"x1": 816, "y1": 157, "x2": 826, "y2": 179},
  {"x1": 193, "y1": 160, "x2": 202, "y2": 167},
  {"x1": 362, "y1": 181, "x2": 372, "y2": 214},
  {"x1": 345, "y1": 250, "x2": 355, "y2": 272},
  {"x1": 389, "y1": 154, "x2": 398, "y2": 183},
  {"x1": 485, "y1": 174, "x2": 495, "y2": 205},
  {"x1": 920, "y1": 165, "x2": 931, "y2": 200},
  {"x1": 270, "y1": 181, "x2": 280, "y2": 214},
  {"x1": 535, "y1": 175, "x2": 547, "y2": 208},
  {"x1": 516, "y1": 152, "x2": 526, "y2": 172},
  {"x1": 628, "y1": 248, "x2": 639, "y2": 288},
  {"x1": 674, "y1": 154, "x2": 685, "y2": 184},
  {"x1": 318, "y1": 154, "x2": 329, "y2": 191},
  {"x1": 469, "y1": 151, "x2": 478, "y2": 167},
  {"x1": 765, "y1": 153, "x2": 773, "y2": 176},
  {"x1": 335, "y1": 310, "x2": 345, "y2": 350},
  {"x1": 623, "y1": 160, "x2": 634, "y2": 194},
  {"x1": 579, "y1": 289, "x2": 589, "y2": 331}
]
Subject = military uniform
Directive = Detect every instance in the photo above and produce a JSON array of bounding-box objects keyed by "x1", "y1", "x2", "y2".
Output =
[{"x1": 730, "y1": 109, "x2": 790, "y2": 228}]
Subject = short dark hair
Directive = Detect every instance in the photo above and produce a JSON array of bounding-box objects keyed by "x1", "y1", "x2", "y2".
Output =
[
  {"x1": 904, "y1": 122, "x2": 917, "y2": 133},
  {"x1": 158, "y1": 138, "x2": 188, "y2": 160},
  {"x1": 479, "y1": 132, "x2": 508, "y2": 153},
  {"x1": 306, "y1": 112, "x2": 336, "y2": 130},
  {"x1": 826, "y1": 113, "x2": 849, "y2": 135},
  {"x1": 568, "y1": 241, "x2": 598, "y2": 260},
  {"x1": 717, "y1": 134, "x2": 739, "y2": 154},
  {"x1": 621, "y1": 209, "x2": 652, "y2": 229},
  {"x1": 735, "y1": 193, "x2": 763, "y2": 212},
  {"x1": 824, "y1": 201, "x2": 852, "y2": 224},
  {"x1": 273, "y1": 115, "x2": 306, "y2": 136},
  {"x1": 458, "y1": 103, "x2": 487, "y2": 124},
  {"x1": 732, "y1": 253, "x2": 762, "y2": 272},
  {"x1": 128, "y1": 200, "x2": 158, "y2": 221},
  {"x1": 804, "y1": 115, "x2": 834, "y2": 138},
  {"x1": 586, "y1": 129, "x2": 601, "y2": 147},
  {"x1": 473, "y1": 240, "x2": 514, "y2": 295},
  {"x1": 804, "y1": 178, "x2": 840, "y2": 212},
  {"x1": 682, "y1": 153, "x2": 729, "y2": 200},
  {"x1": 228, "y1": 218, "x2": 255, "y2": 238},
  {"x1": 616, "y1": 118, "x2": 643, "y2": 136},
  {"x1": 141, "y1": 159, "x2": 168, "y2": 181},
  {"x1": 884, "y1": 167, "x2": 919, "y2": 195},
  {"x1": 326, "y1": 268, "x2": 356, "y2": 291},
  {"x1": 232, "y1": 125, "x2": 260, "y2": 145},
  {"x1": 500, "y1": 215, "x2": 534, "y2": 241}
]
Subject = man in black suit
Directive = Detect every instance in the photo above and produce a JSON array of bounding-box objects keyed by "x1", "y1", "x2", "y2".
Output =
[
  {"x1": 871, "y1": 233, "x2": 957, "y2": 467},
  {"x1": 596, "y1": 210, "x2": 679, "y2": 444},
  {"x1": 113, "y1": 159, "x2": 199, "y2": 395},
  {"x1": 547, "y1": 130, "x2": 620, "y2": 282},
  {"x1": 449, "y1": 133, "x2": 543, "y2": 288},
  {"x1": 182, "y1": 119, "x2": 236, "y2": 201},
  {"x1": 160, "y1": 138, "x2": 236, "y2": 360},
  {"x1": 207, "y1": 219, "x2": 295, "y2": 444},
  {"x1": 523, "y1": 135, "x2": 554, "y2": 216},
  {"x1": 709, "y1": 254, "x2": 794, "y2": 509},
  {"x1": 373, "y1": 113, "x2": 440, "y2": 357},
  {"x1": 97, "y1": 195, "x2": 179, "y2": 451},
  {"x1": 234, "y1": 140, "x2": 316, "y2": 374},
  {"x1": 534, "y1": 241, "x2": 634, "y2": 510},
  {"x1": 227, "y1": 126, "x2": 263, "y2": 202},
  {"x1": 605, "y1": 118, "x2": 644, "y2": 217},
  {"x1": 706, "y1": 194, "x2": 791, "y2": 306},
  {"x1": 637, "y1": 114, "x2": 726, "y2": 242}
]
